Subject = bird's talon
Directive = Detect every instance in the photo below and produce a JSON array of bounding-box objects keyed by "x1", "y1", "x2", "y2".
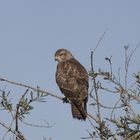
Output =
[{"x1": 63, "y1": 97, "x2": 69, "y2": 103}]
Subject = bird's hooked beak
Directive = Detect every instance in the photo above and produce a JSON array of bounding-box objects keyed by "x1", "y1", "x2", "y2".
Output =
[{"x1": 55, "y1": 56, "x2": 58, "y2": 61}]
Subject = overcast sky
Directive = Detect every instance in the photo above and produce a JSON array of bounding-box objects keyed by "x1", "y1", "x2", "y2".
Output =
[{"x1": 0, "y1": 1, "x2": 140, "y2": 140}]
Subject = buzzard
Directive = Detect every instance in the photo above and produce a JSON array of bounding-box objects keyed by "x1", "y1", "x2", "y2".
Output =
[{"x1": 55, "y1": 49, "x2": 88, "y2": 120}]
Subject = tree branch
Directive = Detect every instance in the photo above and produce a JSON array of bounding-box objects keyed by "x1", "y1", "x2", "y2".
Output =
[
  {"x1": 0, "y1": 118, "x2": 26, "y2": 140},
  {"x1": 0, "y1": 77, "x2": 63, "y2": 101}
]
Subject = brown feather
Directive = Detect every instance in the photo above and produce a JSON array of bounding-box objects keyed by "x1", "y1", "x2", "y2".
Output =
[{"x1": 55, "y1": 50, "x2": 88, "y2": 120}]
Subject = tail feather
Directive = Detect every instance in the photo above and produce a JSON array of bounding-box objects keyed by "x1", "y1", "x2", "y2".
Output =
[{"x1": 71, "y1": 100, "x2": 87, "y2": 120}]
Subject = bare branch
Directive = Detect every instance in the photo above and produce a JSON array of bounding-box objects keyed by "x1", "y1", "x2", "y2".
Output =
[
  {"x1": 92, "y1": 28, "x2": 108, "y2": 55},
  {"x1": 0, "y1": 118, "x2": 26, "y2": 140},
  {"x1": 0, "y1": 77, "x2": 63, "y2": 100}
]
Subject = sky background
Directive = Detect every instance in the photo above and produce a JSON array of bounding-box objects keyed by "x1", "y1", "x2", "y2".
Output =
[{"x1": 0, "y1": 1, "x2": 140, "y2": 140}]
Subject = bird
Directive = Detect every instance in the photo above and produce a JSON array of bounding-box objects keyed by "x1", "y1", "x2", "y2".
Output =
[{"x1": 55, "y1": 49, "x2": 88, "y2": 120}]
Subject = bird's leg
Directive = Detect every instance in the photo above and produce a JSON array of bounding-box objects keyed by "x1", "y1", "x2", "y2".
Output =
[{"x1": 62, "y1": 97, "x2": 69, "y2": 103}]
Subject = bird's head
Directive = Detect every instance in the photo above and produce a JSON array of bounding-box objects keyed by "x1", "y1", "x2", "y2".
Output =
[{"x1": 55, "y1": 49, "x2": 74, "y2": 62}]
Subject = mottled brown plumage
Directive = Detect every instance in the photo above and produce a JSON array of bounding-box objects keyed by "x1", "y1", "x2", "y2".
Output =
[{"x1": 55, "y1": 49, "x2": 88, "y2": 120}]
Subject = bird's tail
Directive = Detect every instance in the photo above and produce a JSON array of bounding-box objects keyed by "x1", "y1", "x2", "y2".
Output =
[{"x1": 71, "y1": 99, "x2": 87, "y2": 120}]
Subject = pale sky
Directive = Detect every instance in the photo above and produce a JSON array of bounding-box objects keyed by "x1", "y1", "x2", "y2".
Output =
[{"x1": 0, "y1": 1, "x2": 140, "y2": 140}]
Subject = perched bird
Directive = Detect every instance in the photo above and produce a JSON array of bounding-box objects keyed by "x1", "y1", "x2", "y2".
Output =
[{"x1": 55, "y1": 49, "x2": 88, "y2": 120}]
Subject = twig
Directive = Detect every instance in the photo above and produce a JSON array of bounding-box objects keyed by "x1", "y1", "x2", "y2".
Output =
[
  {"x1": 0, "y1": 118, "x2": 26, "y2": 140},
  {"x1": 0, "y1": 77, "x2": 63, "y2": 100},
  {"x1": 105, "y1": 56, "x2": 113, "y2": 77},
  {"x1": 124, "y1": 45, "x2": 128, "y2": 90},
  {"x1": 110, "y1": 98, "x2": 121, "y2": 120},
  {"x1": 90, "y1": 29, "x2": 108, "y2": 72},
  {"x1": 103, "y1": 74, "x2": 140, "y2": 103},
  {"x1": 90, "y1": 52, "x2": 104, "y2": 140},
  {"x1": 127, "y1": 42, "x2": 140, "y2": 65},
  {"x1": 90, "y1": 92, "x2": 122, "y2": 110},
  {"x1": 90, "y1": 29, "x2": 108, "y2": 139},
  {"x1": 87, "y1": 113, "x2": 98, "y2": 123},
  {"x1": 21, "y1": 119, "x2": 54, "y2": 128},
  {"x1": 90, "y1": 51, "x2": 94, "y2": 72},
  {"x1": 2, "y1": 118, "x2": 15, "y2": 140},
  {"x1": 15, "y1": 103, "x2": 20, "y2": 140},
  {"x1": 124, "y1": 43, "x2": 140, "y2": 90},
  {"x1": 92, "y1": 28, "x2": 108, "y2": 55}
]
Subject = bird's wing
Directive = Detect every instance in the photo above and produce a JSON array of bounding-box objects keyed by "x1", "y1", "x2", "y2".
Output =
[{"x1": 56, "y1": 59, "x2": 88, "y2": 99}]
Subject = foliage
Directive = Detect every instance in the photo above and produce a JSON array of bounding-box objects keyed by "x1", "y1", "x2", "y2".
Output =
[
  {"x1": 0, "y1": 46, "x2": 139, "y2": 140},
  {"x1": 84, "y1": 46, "x2": 140, "y2": 140},
  {"x1": 0, "y1": 88, "x2": 49, "y2": 140}
]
